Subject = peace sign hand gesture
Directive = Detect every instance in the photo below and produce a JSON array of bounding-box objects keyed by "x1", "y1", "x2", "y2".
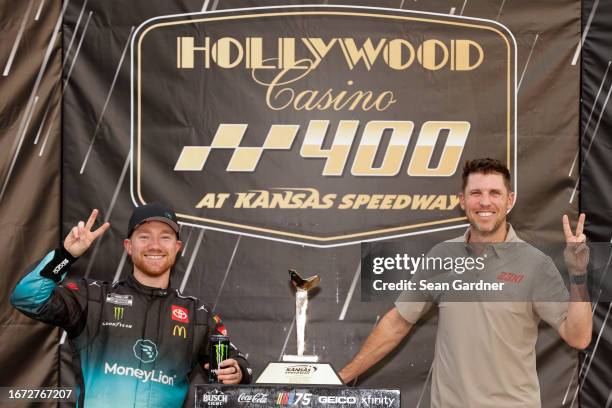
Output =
[
  {"x1": 562, "y1": 213, "x2": 589, "y2": 276},
  {"x1": 63, "y1": 209, "x2": 110, "y2": 258}
]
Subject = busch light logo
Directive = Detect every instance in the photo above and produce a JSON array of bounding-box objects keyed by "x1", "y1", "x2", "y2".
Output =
[
  {"x1": 133, "y1": 339, "x2": 158, "y2": 363},
  {"x1": 201, "y1": 389, "x2": 228, "y2": 406}
]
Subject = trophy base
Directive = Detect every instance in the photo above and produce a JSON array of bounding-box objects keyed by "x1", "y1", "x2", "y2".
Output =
[
  {"x1": 282, "y1": 354, "x2": 319, "y2": 362},
  {"x1": 256, "y1": 361, "x2": 342, "y2": 385}
]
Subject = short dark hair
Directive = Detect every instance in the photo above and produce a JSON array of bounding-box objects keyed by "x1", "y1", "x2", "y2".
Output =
[{"x1": 461, "y1": 158, "x2": 511, "y2": 191}]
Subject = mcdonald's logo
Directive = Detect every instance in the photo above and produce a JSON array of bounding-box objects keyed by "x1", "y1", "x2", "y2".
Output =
[
  {"x1": 173, "y1": 325, "x2": 187, "y2": 338},
  {"x1": 114, "y1": 306, "x2": 124, "y2": 320}
]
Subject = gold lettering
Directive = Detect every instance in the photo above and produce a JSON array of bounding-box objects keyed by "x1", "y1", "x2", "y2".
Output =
[
  {"x1": 301, "y1": 120, "x2": 358, "y2": 176},
  {"x1": 384, "y1": 39, "x2": 416, "y2": 70},
  {"x1": 195, "y1": 193, "x2": 230, "y2": 209},
  {"x1": 352, "y1": 121, "x2": 414, "y2": 176},
  {"x1": 411, "y1": 195, "x2": 436, "y2": 210},
  {"x1": 408, "y1": 121, "x2": 470, "y2": 176},
  {"x1": 417, "y1": 39, "x2": 449, "y2": 71},
  {"x1": 234, "y1": 192, "x2": 256, "y2": 208},
  {"x1": 338, "y1": 38, "x2": 386, "y2": 70},
  {"x1": 177, "y1": 37, "x2": 484, "y2": 71},
  {"x1": 452, "y1": 40, "x2": 484, "y2": 71}
]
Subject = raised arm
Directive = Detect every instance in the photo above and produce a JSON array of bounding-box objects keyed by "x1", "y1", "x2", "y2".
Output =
[
  {"x1": 339, "y1": 307, "x2": 413, "y2": 384},
  {"x1": 10, "y1": 209, "x2": 109, "y2": 318},
  {"x1": 559, "y1": 213, "x2": 592, "y2": 349}
]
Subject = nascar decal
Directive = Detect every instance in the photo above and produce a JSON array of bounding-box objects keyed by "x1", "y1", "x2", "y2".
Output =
[
  {"x1": 132, "y1": 6, "x2": 516, "y2": 247},
  {"x1": 106, "y1": 293, "x2": 134, "y2": 306}
]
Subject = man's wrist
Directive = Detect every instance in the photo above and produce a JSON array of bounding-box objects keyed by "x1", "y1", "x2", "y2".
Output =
[
  {"x1": 236, "y1": 360, "x2": 252, "y2": 384},
  {"x1": 570, "y1": 273, "x2": 587, "y2": 285},
  {"x1": 59, "y1": 246, "x2": 78, "y2": 262},
  {"x1": 39, "y1": 248, "x2": 78, "y2": 283}
]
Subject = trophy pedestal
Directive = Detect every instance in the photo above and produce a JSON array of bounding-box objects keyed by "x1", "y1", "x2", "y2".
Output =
[
  {"x1": 256, "y1": 361, "x2": 342, "y2": 385},
  {"x1": 282, "y1": 354, "x2": 319, "y2": 362}
]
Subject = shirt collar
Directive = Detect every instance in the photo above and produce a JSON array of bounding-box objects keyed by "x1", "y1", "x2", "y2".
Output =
[
  {"x1": 462, "y1": 223, "x2": 523, "y2": 257},
  {"x1": 122, "y1": 273, "x2": 170, "y2": 297}
]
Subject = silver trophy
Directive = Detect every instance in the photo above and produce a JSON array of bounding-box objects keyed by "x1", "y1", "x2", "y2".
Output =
[{"x1": 282, "y1": 269, "x2": 321, "y2": 362}]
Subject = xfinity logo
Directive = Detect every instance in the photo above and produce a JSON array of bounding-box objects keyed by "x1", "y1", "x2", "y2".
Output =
[
  {"x1": 104, "y1": 362, "x2": 175, "y2": 386},
  {"x1": 52, "y1": 259, "x2": 69, "y2": 275},
  {"x1": 361, "y1": 395, "x2": 396, "y2": 407}
]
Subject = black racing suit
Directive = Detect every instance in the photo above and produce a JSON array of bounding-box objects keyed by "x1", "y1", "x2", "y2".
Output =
[{"x1": 10, "y1": 247, "x2": 252, "y2": 408}]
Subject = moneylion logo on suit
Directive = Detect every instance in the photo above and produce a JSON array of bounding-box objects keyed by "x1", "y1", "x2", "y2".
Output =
[{"x1": 132, "y1": 6, "x2": 516, "y2": 247}]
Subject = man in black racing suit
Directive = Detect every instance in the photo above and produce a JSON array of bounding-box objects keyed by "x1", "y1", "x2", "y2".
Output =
[{"x1": 10, "y1": 203, "x2": 252, "y2": 407}]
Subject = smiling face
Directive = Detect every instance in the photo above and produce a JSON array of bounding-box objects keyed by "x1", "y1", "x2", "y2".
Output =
[
  {"x1": 124, "y1": 221, "x2": 182, "y2": 287},
  {"x1": 459, "y1": 172, "x2": 515, "y2": 243}
]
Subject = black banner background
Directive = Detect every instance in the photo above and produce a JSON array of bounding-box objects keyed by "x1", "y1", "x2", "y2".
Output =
[{"x1": 580, "y1": 0, "x2": 612, "y2": 406}]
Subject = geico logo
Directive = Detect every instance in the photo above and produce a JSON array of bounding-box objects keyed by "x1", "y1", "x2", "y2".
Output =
[
  {"x1": 177, "y1": 37, "x2": 484, "y2": 72},
  {"x1": 318, "y1": 396, "x2": 357, "y2": 404},
  {"x1": 174, "y1": 120, "x2": 470, "y2": 177}
]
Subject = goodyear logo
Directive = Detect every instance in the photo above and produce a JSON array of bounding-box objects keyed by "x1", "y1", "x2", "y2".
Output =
[{"x1": 132, "y1": 6, "x2": 516, "y2": 247}]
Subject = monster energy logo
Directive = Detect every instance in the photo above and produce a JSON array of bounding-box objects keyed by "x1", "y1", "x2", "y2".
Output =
[
  {"x1": 114, "y1": 306, "x2": 124, "y2": 320},
  {"x1": 214, "y1": 343, "x2": 229, "y2": 364}
]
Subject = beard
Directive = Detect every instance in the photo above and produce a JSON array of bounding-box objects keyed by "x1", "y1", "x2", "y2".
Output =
[
  {"x1": 131, "y1": 252, "x2": 176, "y2": 277},
  {"x1": 467, "y1": 212, "x2": 506, "y2": 237}
]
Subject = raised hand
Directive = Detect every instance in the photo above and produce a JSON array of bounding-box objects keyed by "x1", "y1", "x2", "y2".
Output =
[
  {"x1": 562, "y1": 213, "x2": 589, "y2": 276},
  {"x1": 63, "y1": 209, "x2": 110, "y2": 258}
]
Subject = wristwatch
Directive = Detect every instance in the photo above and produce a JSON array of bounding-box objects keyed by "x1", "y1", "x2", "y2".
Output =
[{"x1": 570, "y1": 274, "x2": 587, "y2": 285}]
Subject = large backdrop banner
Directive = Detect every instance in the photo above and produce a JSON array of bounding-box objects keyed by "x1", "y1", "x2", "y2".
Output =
[{"x1": 6, "y1": 0, "x2": 610, "y2": 407}]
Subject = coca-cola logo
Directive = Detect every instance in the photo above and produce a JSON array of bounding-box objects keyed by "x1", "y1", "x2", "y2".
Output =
[{"x1": 237, "y1": 392, "x2": 268, "y2": 404}]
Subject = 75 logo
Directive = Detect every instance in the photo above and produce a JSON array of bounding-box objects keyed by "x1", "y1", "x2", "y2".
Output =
[{"x1": 276, "y1": 391, "x2": 311, "y2": 406}]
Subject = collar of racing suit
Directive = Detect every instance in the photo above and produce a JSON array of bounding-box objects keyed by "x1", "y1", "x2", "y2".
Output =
[{"x1": 123, "y1": 273, "x2": 171, "y2": 297}]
